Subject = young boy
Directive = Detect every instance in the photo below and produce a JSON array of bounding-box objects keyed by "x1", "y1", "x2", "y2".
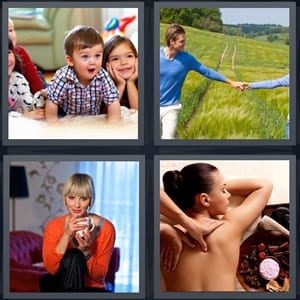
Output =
[{"x1": 46, "y1": 25, "x2": 121, "y2": 123}]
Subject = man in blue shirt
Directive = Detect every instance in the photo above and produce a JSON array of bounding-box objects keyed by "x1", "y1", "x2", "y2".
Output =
[{"x1": 160, "y1": 24, "x2": 244, "y2": 139}]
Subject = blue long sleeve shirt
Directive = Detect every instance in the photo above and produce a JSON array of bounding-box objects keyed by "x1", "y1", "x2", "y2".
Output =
[
  {"x1": 249, "y1": 74, "x2": 289, "y2": 89},
  {"x1": 160, "y1": 47, "x2": 226, "y2": 106},
  {"x1": 250, "y1": 74, "x2": 290, "y2": 122}
]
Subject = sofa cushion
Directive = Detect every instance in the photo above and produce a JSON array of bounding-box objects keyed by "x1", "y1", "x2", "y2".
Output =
[
  {"x1": 12, "y1": 15, "x2": 51, "y2": 31},
  {"x1": 15, "y1": 30, "x2": 53, "y2": 45},
  {"x1": 10, "y1": 231, "x2": 43, "y2": 266}
]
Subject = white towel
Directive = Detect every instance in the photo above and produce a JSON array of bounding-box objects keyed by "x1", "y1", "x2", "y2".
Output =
[{"x1": 258, "y1": 215, "x2": 289, "y2": 237}]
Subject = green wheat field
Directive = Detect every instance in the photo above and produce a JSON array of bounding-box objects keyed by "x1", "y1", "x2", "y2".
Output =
[{"x1": 160, "y1": 24, "x2": 289, "y2": 139}]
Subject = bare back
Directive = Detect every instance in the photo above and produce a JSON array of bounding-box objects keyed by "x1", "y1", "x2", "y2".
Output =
[
  {"x1": 161, "y1": 221, "x2": 241, "y2": 291},
  {"x1": 161, "y1": 178, "x2": 272, "y2": 292}
]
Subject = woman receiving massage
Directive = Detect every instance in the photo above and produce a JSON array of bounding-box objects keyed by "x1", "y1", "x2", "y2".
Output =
[{"x1": 160, "y1": 162, "x2": 273, "y2": 291}]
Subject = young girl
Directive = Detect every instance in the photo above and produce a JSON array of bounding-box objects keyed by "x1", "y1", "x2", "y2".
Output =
[
  {"x1": 8, "y1": 39, "x2": 45, "y2": 120},
  {"x1": 160, "y1": 162, "x2": 273, "y2": 291},
  {"x1": 102, "y1": 35, "x2": 138, "y2": 110},
  {"x1": 8, "y1": 18, "x2": 47, "y2": 93},
  {"x1": 40, "y1": 173, "x2": 115, "y2": 292}
]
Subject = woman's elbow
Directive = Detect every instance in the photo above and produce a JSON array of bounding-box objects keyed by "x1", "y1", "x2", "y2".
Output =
[
  {"x1": 261, "y1": 179, "x2": 273, "y2": 202},
  {"x1": 262, "y1": 179, "x2": 273, "y2": 191}
]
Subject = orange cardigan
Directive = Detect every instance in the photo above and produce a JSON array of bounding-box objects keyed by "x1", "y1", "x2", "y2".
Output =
[{"x1": 42, "y1": 214, "x2": 115, "y2": 288}]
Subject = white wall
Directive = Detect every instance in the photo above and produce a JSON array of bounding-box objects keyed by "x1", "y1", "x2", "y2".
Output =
[
  {"x1": 100, "y1": 8, "x2": 138, "y2": 37},
  {"x1": 10, "y1": 161, "x2": 77, "y2": 234},
  {"x1": 160, "y1": 160, "x2": 290, "y2": 206}
]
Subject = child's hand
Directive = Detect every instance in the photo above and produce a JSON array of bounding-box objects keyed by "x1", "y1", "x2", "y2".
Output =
[
  {"x1": 128, "y1": 58, "x2": 138, "y2": 83},
  {"x1": 39, "y1": 88, "x2": 48, "y2": 98},
  {"x1": 106, "y1": 62, "x2": 126, "y2": 86},
  {"x1": 23, "y1": 109, "x2": 45, "y2": 120}
]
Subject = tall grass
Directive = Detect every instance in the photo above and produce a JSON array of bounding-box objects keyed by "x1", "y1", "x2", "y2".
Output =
[{"x1": 160, "y1": 23, "x2": 289, "y2": 139}]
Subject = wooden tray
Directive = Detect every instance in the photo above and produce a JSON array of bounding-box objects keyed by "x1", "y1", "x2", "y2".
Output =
[{"x1": 237, "y1": 230, "x2": 288, "y2": 291}]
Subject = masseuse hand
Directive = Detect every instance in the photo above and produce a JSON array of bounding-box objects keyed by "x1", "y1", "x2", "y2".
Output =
[
  {"x1": 160, "y1": 223, "x2": 195, "y2": 272},
  {"x1": 185, "y1": 215, "x2": 223, "y2": 252}
]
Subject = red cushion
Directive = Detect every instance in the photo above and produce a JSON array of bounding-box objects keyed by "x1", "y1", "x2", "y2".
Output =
[
  {"x1": 10, "y1": 231, "x2": 43, "y2": 266},
  {"x1": 10, "y1": 231, "x2": 45, "y2": 292}
]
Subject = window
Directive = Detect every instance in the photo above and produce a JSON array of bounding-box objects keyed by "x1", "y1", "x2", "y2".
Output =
[{"x1": 78, "y1": 161, "x2": 139, "y2": 292}]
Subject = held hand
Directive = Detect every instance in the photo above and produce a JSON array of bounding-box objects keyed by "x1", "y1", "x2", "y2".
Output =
[
  {"x1": 229, "y1": 81, "x2": 246, "y2": 91},
  {"x1": 240, "y1": 82, "x2": 250, "y2": 90},
  {"x1": 128, "y1": 58, "x2": 138, "y2": 83}
]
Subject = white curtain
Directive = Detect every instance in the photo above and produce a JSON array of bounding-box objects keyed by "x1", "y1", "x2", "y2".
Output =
[{"x1": 78, "y1": 161, "x2": 139, "y2": 292}]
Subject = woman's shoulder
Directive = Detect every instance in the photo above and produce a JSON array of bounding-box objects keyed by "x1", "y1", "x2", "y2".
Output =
[{"x1": 206, "y1": 219, "x2": 240, "y2": 246}]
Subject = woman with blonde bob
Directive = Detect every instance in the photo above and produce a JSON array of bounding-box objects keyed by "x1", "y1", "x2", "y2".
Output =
[
  {"x1": 160, "y1": 163, "x2": 273, "y2": 291},
  {"x1": 40, "y1": 173, "x2": 115, "y2": 292}
]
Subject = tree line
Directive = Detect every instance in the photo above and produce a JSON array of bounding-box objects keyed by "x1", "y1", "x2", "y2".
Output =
[
  {"x1": 160, "y1": 8, "x2": 223, "y2": 33},
  {"x1": 160, "y1": 8, "x2": 289, "y2": 44}
]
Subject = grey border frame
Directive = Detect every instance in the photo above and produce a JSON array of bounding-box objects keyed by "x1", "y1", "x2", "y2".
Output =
[
  {"x1": 154, "y1": 2, "x2": 296, "y2": 146},
  {"x1": 3, "y1": 154, "x2": 146, "y2": 299},
  {"x1": 2, "y1": 2, "x2": 144, "y2": 146},
  {"x1": 154, "y1": 154, "x2": 296, "y2": 299}
]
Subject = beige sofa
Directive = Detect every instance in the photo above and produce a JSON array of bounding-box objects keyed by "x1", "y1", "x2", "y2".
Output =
[
  {"x1": 11, "y1": 8, "x2": 74, "y2": 71},
  {"x1": 11, "y1": 8, "x2": 137, "y2": 71}
]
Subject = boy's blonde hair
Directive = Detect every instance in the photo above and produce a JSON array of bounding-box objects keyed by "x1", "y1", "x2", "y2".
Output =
[
  {"x1": 63, "y1": 173, "x2": 95, "y2": 209},
  {"x1": 64, "y1": 25, "x2": 104, "y2": 56}
]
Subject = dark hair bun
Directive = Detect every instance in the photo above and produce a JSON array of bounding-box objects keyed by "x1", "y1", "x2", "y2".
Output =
[{"x1": 162, "y1": 170, "x2": 184, "y2": 207}]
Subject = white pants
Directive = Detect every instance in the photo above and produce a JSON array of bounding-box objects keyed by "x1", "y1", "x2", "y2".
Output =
[{"x1": 160, "y1": 103, "x2": 182, "y2": 139}]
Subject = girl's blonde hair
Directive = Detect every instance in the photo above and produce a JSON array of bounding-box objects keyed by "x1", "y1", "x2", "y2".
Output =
[{"x1": 63, "y1": 173, "x2": 95, "y2": 209}]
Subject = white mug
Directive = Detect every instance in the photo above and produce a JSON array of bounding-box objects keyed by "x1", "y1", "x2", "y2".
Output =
[{"x1": 76, "y1": 217, "x2": 95, "y2": 237}]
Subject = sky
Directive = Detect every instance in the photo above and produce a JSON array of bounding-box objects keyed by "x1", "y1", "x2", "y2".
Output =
[{"x1": 220, "y1": 8, "x2": 289, "y2": 26}]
